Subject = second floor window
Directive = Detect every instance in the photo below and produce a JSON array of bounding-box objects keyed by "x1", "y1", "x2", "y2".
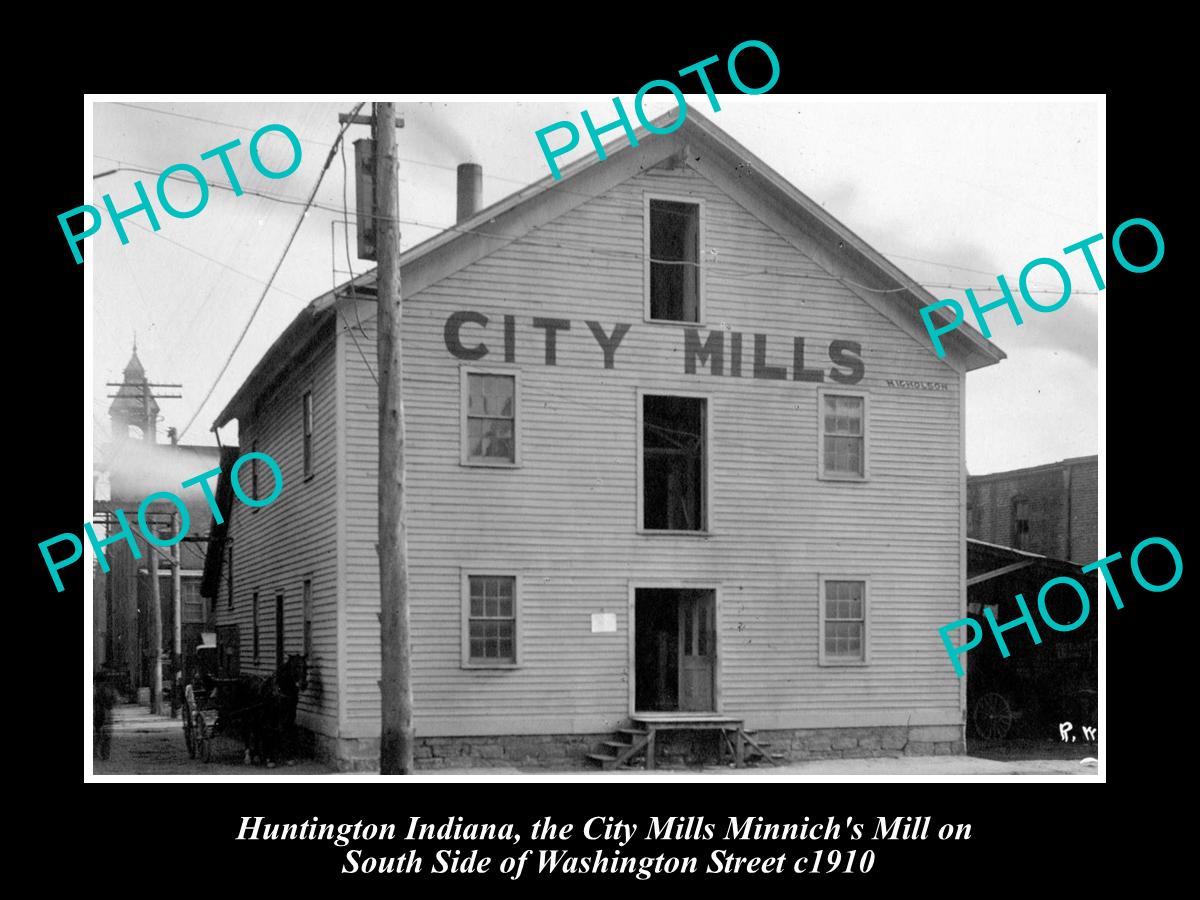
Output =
[
  {"x1": 463, "y1": 371, "x2": 518, "y2": 465},
  {"x1": 819, "y1": 391, "x2": 867, "y2": 479},
  {"x1": 642, "y1": 394, "x2": 706, "y2": 531},
  {"x1": 302, "y1": 391, "x2": 314, "y2": 477}
]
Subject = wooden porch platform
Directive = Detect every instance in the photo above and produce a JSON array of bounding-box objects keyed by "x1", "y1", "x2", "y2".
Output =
[{"x1": 587, "y1": 714, "x2": 781, "y2": 770}]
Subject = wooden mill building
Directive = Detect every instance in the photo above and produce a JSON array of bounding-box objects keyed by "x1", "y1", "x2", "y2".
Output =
[{"x1": 202, "y1": 109, "x2": 1004, "y2": 769}]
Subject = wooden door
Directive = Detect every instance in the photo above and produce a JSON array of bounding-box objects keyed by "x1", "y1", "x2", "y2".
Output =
[{"x1": 678, "y1": 592, "x2": 715, "y2": 711}]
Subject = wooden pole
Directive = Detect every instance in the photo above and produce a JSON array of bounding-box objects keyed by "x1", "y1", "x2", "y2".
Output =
[
  {"x1": 147, "y1": 529, "x2": 163, "y2": 714},
  {"x1": 172, "y1": 511, "x2": 183, "y2": 717},
  {"x1": 375, "y1": 102, "x2": 414, "y2": 774}
]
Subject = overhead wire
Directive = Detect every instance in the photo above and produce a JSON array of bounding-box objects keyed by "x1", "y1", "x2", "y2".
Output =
[
  {"x1": 94, "y1": 157, "x2": 1098, "y2": 297},
  {"x1": 176, "y1": 101, "x2": 366, "y2": 441},
  {"x1": 101, "y1": 160, "x2": 1097, "y2": 300}
]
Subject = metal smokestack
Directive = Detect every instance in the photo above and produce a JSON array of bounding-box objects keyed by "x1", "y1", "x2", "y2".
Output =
[{"x1": 456, "y1": 163, "x2": 482, "y2": 223}]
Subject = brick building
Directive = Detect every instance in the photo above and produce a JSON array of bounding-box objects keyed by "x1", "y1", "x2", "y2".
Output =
[{"x1": 967, "y1": 456, "x2": 1097, "y2": 564}]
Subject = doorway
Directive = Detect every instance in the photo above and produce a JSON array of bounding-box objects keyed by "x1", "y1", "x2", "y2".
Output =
[{"x1": 634, "y1": 588, "x2": 716, "y2": 712}]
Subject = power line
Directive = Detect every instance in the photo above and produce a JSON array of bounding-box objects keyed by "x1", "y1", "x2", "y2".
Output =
[
  {"x1": 108, "y1": 160, "x2": 1099, "y2": 302},
  {"x1": 94, "y1": 153, "x2": 1100, "y2": 296},
  {"x1": 120, "y1": 218, "x2": 310, "y2": 302},
  {"x1": 177, "y1": 102, "x2": 366, "y2": 441},
  {"x1": 108, "y1": 103, "x2": 336, "y2": 147}
]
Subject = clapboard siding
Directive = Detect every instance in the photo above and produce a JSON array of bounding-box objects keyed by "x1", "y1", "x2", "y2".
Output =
[
  {"x1": 335, "y1": 164, "x2": 965, "y2": 737},
  {"x1": 214, "y1": 323, "x2": 340, "y2": 733}
]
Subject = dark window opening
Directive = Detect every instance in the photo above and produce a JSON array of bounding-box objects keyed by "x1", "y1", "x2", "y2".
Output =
[
  {"x1": 1012, "y1": 498, "x2": 1031, "y2": 550},
  {"x1": 302, "y1": 391, "x2": 314, "y2": 477},
  {"x1": 643, "y1": 395, "x2": 705, "y2": 531},
  {"x1": 649, "y1": 200, "x2": 700, "y2": 322}
]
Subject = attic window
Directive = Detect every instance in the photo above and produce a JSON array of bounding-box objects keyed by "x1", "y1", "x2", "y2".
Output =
[{"x1": 647, "y1": 198, "x2": 702, "y2": 322}]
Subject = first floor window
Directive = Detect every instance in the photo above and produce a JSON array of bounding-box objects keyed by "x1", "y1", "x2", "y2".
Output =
[
  {"x1": 819, "y1": 391, "x2": 867, "y2": 479},
  {"x1": 465, "y1": 575, "x2": 517, "y2": 665},
  {"x1": 821, "y1": 578, "x2": 867, "y2": 664}
]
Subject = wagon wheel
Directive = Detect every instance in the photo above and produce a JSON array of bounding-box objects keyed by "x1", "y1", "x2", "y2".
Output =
[{"x1": 974, "y1": 692, "x2": 1014, "y2": 740}]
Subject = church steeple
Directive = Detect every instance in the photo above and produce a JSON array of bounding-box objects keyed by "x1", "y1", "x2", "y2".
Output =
[{"x1": 108, "y1": 344, "x2": 159, "y2": 442}]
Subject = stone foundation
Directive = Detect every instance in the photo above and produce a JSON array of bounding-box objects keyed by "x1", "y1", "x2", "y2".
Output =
[
  {"x1": 311, "y1": 723, "x2": 963, "y2": 771},
  {"x1": 313, "y1": 731, "x2": 611, "y2": 773},
  {"x1": 753, "y1": 725, "x2": 964, "y2": 761}
]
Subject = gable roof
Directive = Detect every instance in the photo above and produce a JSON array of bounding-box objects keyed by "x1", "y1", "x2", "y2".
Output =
[{"x1": 215, "y1": 108, "x2": 1003, "y2": 428}]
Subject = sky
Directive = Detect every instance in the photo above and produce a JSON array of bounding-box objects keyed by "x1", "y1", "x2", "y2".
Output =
[{"x1": 89, "y1": 97, "x2": 1100, "y2": 477}]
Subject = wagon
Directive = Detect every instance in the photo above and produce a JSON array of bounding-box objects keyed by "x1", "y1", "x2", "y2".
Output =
[
  {"x1": 966, "y1": 613, "x2": 1096, "y2": 741},
  {"x1": 182, "y1": 677, "x2": 260, "y2": 763}
]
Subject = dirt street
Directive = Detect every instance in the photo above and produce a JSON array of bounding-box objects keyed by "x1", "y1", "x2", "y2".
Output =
[{"x1": 92, "y1": 704, "x2": 335, "y2": 776}]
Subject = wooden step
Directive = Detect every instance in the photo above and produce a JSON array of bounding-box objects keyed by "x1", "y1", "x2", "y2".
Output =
[
  {"x1": 587, "y1": 752, "x2": 618, "y2": 768},
  {"x1": 602, "y1": 740, "x2": 635, "y2": 753},
  {"x1": 618, "y1": 728, "x2": 648, "y2": 738}
]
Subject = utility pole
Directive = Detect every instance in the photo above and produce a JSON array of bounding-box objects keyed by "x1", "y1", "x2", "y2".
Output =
[
  {"x1": 147, "y1": 525, "x2": 163, "y2": 715},
  {"x1": 172, "y1": 510, "x2": 183, "y2": 717},
  {"x1": 375, "y1": 102, "x2": 414, "y2": 774}
]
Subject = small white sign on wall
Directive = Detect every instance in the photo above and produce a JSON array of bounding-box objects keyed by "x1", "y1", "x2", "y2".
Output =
[{"x1": 591, "y1": 613, "x2": 617, "y2": 633}]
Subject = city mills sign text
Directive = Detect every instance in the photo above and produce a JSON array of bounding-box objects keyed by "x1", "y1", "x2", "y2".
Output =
[{"x1": 443, "y1": 310, "x2": 865, "y2": 384}]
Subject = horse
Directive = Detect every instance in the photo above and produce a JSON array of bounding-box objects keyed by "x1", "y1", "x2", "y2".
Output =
[{"x1": 231, "y1": 655, "x2": 307, "y2": 767}]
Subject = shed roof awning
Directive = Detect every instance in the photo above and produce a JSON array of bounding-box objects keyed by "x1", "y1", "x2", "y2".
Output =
[{"x1": 967, "y1": 538, "x2": 1083, "y2": 585}]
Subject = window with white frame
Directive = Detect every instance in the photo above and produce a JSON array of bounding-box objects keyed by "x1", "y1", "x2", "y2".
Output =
[
  {"x1": 155, "y1": 572, "x2": 205, "y2": 623},
  {"x1": 820, "y1": 578, "x2": 868, "y2": 665},
  {"x1": 819, "y1": 391, "x2": 867, "y2": 479},
  {"x1": 463, "y1": 574, "x2": 517, "y2": 666},
  {"x1": 462, "y1": 371, "x2": 518, "y2": 465},
  {"x1": 181, "y1": 577, "x2": 205, "y2": 623},
  {"x1": 646, "y1": 197, "x2": 703, "y2": 323}
]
